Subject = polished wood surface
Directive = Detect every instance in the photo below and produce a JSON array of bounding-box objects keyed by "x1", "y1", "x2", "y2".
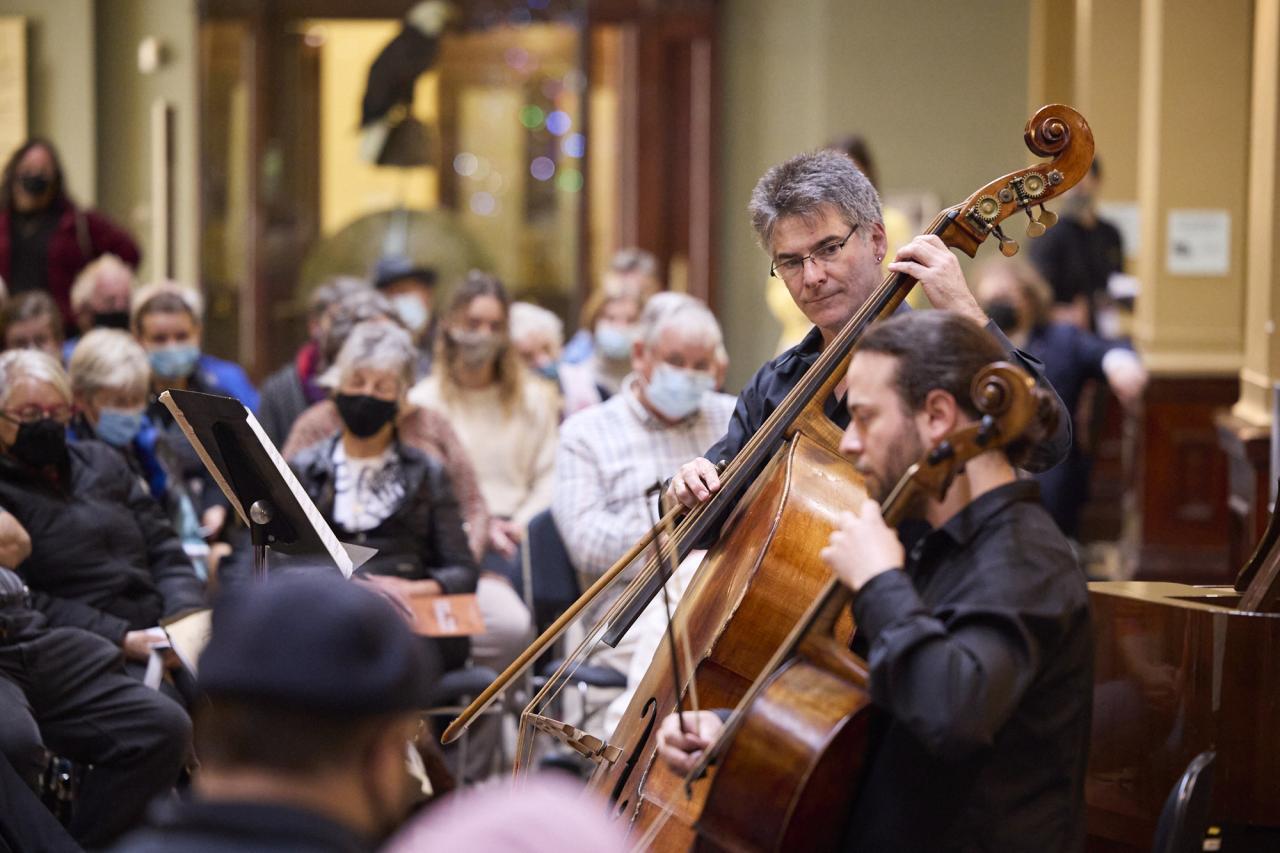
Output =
[
  {"x1": 1129, "y1": 376, "x2": 1236, "y2": 583},
  {"x1": 589, "y1": 433, "x2": 866, "y2": 845},
  {"x1": 1086, "y1": 581, "x2": 1280, "y2": 849}
]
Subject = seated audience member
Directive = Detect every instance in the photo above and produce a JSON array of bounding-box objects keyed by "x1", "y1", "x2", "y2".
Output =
[
  {"x1": 63, "y1": 252, "x2": 135, "y2": 359},
  {"x1": 0, "y1": 350, "x2": 206, "y2": 683},
  {"x1": 510, "y1": 300, "x2": 564, "y2": 384},
  {"x1": 0, "y1": 291, "x2": 63, "y2": 360},
  {"x1": 282, "y1": 288, "x2": 490, "y2": 561},
  {"x1": 287, "y1": 321, "x2": 477, "y2": 672},
  {"x1": 976, "y1": 258, "x2": 1147, "y2": 540},
  {"x1": 373, "y1": 255, "x2": 438, "y2": 376},
  {"x1": 0, "y1": 138, "x2": 141, "y2": 332},
  {"x1": 114, "y1": 575, "x2": 438, "y2": 852},
  {"x1": 558, "y1": 262, "x2": 656, "y2": 413},
  {"x1": 134, "y1": 281, "x2": 259, "y2": 537},
  {"x1": 68, "y1": 329, "x2": 206, "y2": 555},
  {"x1": 258, "y1": 276, "x2": 368, "y2": 447},
  {"x1": 552, "y1": 295, "x2": 735, "y2": 734},
  {"x1": 561, "y1": 247, "x2": 661, "y2": 366},
  {"x1": 410, "y1": 272, "x2": 556, "y2": 586},
  {"x1": 0, "y1": 509, "x2": 190, "y2": 848}
]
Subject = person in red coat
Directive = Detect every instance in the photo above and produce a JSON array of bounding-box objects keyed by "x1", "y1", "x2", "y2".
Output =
[{"x1": 0, "y1": 138, "x2": 141, "y2": 332}]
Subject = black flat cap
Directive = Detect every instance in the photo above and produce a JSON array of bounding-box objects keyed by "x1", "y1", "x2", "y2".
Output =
[{"x1": 199, "y1": 574, "x2": 435, "y2": 714}]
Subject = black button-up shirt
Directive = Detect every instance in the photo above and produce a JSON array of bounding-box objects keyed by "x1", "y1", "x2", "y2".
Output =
[
  {"x1": 846, "y1": 480, "x2": 1092, "y2": 853},
  {"x1": 704, "y1": 320, "x2": 1072, "y2": 474}
]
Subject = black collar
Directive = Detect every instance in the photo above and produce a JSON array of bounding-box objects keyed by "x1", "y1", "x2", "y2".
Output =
[{"x1": 931, "y1": 479, "x2": 1042, "y2": 550}]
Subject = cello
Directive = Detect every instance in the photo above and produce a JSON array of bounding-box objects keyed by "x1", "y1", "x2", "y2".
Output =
[{"x1": 690, "y1": 360, "x2": 1049, "y2": 852}]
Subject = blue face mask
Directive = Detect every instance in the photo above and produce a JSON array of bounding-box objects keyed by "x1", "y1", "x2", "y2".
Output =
[
  {"x1": 645, "y1": 363, "x2": 714, "y2": 421},
  {"x1": 149, "y1": 344, "x2": 201, "y2": 380},
  {"x1": 534, "y1": 361, "x2": 560, "y2": 383},
  {"x1": 392, "y1": 294, "x2": 430, "y2": 333},
  {"x1": 95, "y1": 407, "x2": 145, "y2": 447},
  {"x1": 595, "y1": 324, "x2": 636, "y2": 361}
]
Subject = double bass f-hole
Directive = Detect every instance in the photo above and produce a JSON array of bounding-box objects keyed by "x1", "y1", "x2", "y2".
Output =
[{"x1": 611, "y1": 696, "x2": 658, "y2": 809}]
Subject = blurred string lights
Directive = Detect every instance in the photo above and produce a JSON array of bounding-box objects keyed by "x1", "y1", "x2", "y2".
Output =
[{"x1": 452, "y1": 60, "x2": 586, "y2": 217}]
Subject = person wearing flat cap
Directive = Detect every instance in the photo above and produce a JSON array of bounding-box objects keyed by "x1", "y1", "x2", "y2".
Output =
[{"x1": 113, "y1": 574, "x2": 440, "y2": 853}]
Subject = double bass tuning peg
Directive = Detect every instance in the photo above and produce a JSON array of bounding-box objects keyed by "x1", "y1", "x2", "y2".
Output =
[
  {"x1": 992, "y1": 225, "x2": 1019, "y2": 257},
  {"x1": 1025, "y1": 205, "x2": 1057, "y2": 238}
]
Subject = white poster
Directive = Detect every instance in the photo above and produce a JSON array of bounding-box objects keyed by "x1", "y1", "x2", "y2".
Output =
[{"x1": 1166, "y1": 209, "x2": 1231, "y2": 276}]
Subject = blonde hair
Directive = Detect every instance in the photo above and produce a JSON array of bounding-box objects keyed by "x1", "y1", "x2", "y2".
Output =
[
  {"x1": 70, "y1": 254, "x2": 135, "y2": 313},
  {"x1": 68, "y1": 328, "x2": 150, "y2": 400},
  {"x1": 0, "y1": 349, "x2": 72, "y2": 408}
]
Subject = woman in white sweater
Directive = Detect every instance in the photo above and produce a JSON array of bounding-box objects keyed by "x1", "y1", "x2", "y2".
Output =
[{"x1": 410, "y1": 272, "x2": 555, "y2": 664}]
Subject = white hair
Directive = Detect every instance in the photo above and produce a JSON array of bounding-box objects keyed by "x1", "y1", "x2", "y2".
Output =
[
  {"x1": 0, "y1": 349, "x2": 72, "y2": 408},
  {"x1": 68, "y1": 329, "x2": 150, "y2": 400},
  {"x1": 509, "y1": 302, "x2": 564, "y2": 350},
  {"x1": 70, "y1": 254, "x2": 135, "y2": 313},
  {"x1": 639, "y1": 293, "x2": 723, "y2": 351},
  {"x1": 319, "y1": 320, "x2": 418, "y2": 393}
]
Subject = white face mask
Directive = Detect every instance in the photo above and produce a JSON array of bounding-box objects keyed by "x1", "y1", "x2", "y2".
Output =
[
  {"x1": 645, "y1": 363, "x2": 714, "y2": 420},
  {"x1": 595, "y1": 323, "x2": 637, "y2": 360},
  {"x1": 392, "y1": 294, "x2": 430, "y2": 333}
]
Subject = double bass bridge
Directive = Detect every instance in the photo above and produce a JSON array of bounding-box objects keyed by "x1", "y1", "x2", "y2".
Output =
[{"x1": 523, "y1": 712, "x2": 622, "y2": 765}]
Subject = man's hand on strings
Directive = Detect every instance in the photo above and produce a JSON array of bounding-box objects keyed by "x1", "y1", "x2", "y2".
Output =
[
  {"x1": 888, "y1": 235, "x2": 987, "y2": 327},
  {"x1": 821, "y1": 499, "x2": 904, "y2": 594},
  {"x1": 668, "y1": 457, "x2": 721, "y2": 509},
  {"x1": 656, "y1": 710, "x2": 725, "y2": 776}
]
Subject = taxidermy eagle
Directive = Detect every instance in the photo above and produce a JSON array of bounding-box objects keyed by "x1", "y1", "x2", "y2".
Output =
[{"x1": 359, "y1": 0, "x2": 456, "y2": 165}]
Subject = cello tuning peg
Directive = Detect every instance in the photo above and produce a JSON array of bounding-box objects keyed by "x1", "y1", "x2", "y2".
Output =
[
  {"x1": 1024, "y1": 208, "x2": 1047, "y2": 238},
  {"x1": 1037, "y1": 205, "x2": 1058, "y2": 229},
  {"x1": 992, "y1": 225, "x2": 1019, "y2": 257}
]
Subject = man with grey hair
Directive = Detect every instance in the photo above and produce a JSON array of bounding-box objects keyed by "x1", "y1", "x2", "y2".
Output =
[
  {"x1": 669, "y1": 149, "x2": 1071, "y2": 509},
  {"x1": 552, "y1": 295, "x2": 735, "y2": 733}
]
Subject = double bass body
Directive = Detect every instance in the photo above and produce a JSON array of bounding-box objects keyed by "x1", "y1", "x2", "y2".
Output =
[{"x1": 593, "y1": 430, "x2": 865, "y2": 848}]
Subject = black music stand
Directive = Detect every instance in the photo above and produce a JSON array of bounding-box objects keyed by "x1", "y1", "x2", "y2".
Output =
[{"x1": 159, "y1": 389, "x2": 374, "y2": 580}]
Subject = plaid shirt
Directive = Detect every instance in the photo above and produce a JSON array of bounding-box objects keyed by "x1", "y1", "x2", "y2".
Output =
[{"x1": 552, "y1": 376, "x2": 735, "y2": 621}]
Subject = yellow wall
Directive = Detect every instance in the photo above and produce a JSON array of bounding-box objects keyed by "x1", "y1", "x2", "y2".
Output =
[{"x1": 308, "y1": 18, "x2": 438, "y2": 237}]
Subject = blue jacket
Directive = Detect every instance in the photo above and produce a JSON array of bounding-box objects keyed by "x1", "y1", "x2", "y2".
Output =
[{"x1": 192, "y1": 353, "x2": 260, "y2": 413}]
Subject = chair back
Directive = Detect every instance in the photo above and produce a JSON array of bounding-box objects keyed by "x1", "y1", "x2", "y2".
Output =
[
  {"x1": 522, "y1": 509, "x2": 582, "y2": 634},
  {"x1": 1152, "y1": 750, "x2": 1216, "y2": 853}
]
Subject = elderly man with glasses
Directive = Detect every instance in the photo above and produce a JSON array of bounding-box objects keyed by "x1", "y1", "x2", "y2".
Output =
[{"x1": 668, "y1": 149, "x2": 1072, "y2": 512}]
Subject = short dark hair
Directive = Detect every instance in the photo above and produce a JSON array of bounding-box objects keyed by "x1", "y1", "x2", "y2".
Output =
[
  {"x1": 856, "y1": 311, "x2": 1051, "y2": 465},
  {"x1": 194, "y1": 698, "x2": 401, "y2": 775},
  {"x1": 0, "y1": 292, "x2": 64, "y2": 345}
]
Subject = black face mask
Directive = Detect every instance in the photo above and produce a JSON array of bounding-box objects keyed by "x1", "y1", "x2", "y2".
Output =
[
  {"x1": 92, "y1": 310, "x2": 131, "y2": 330},
  {"x1": 335, "y1": 394, "x2": 398, "y2": 439},
  {"x1": 982, "y1": 299, "x2": 1022, "y2": 334},
  {"x1": 18, "y1": 173, "x2": 51, "y2": 198},
  {"x1": 8, "y1": 418, "x2": 67, "y2": 468}
]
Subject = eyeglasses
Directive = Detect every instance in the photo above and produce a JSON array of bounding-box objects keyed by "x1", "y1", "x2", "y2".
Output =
[
  {"x1": 1, "y1": 405, "x2": 72, "y2": 425},
  {"x1": 770, "y1": 226, "x2": 859, "y2": 282}
]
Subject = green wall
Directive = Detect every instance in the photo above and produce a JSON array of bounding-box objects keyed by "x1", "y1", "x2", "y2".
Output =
[
  {"x1": 716, "y1": 0, "x2": 1034, "y2": 390},
  {"x1": 0, "y1": 0, "x2": 96, "y2": 202}
]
